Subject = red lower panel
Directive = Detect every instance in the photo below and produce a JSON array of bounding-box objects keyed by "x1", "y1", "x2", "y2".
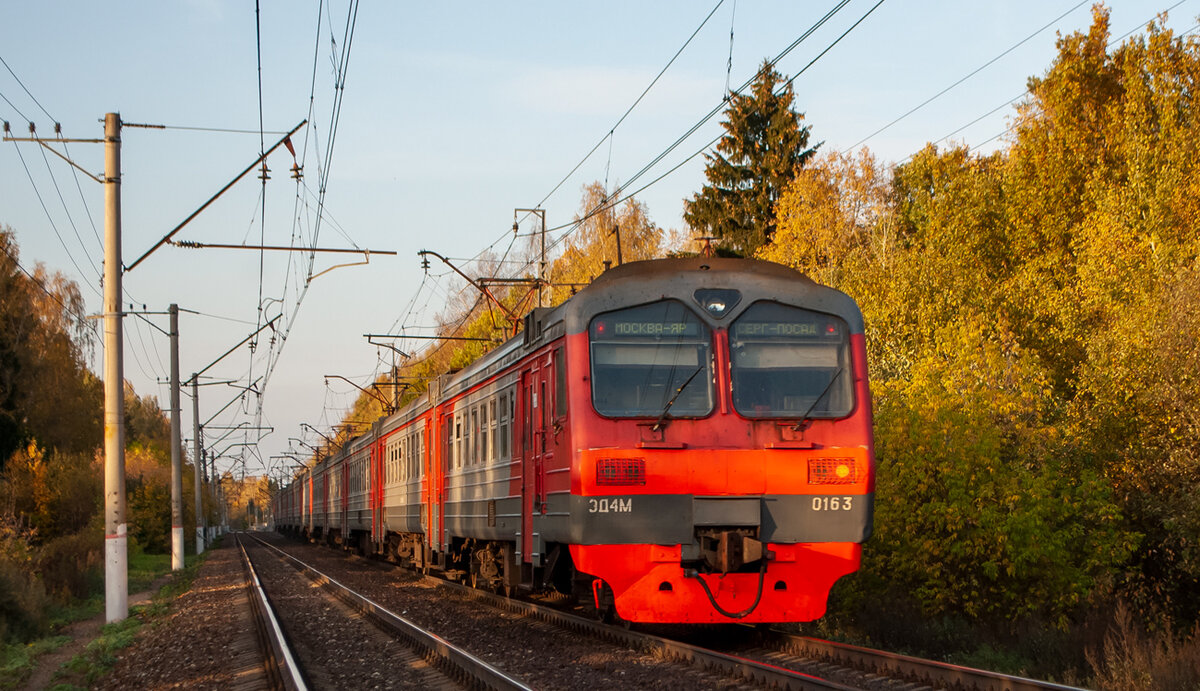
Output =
[{"x1": 570, "y1": 542, "x2": 861, "y2": 624}]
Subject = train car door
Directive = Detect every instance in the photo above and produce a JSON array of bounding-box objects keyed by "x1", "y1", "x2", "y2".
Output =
[
  {"x1": 534, "y1": 352, "x2": 554, "y2": 513},
  {"x1": 320, "y1": 470, "x2": 329, "y2": 534},
  {"x1": 340, "y1": 460, "x2": 350, "y2": 539},
  {"x1": 520, "y1": 353, "x2": 553, "y2": 567},
  {"x1": 517, "y1": 369, "x2": 532, "y2": 563},
  {"x1": 371, "y1": 441, "x2": 384, "y2": 547},
  {"x1": 436, "y1": 411, "x2": 452, "y2": 557},
  {"x1": 304, "y1": 474, "x2": 311, "y2": 535},
  {"x1": 424, "y1": 413, "x2": 438, "y2": 568}
]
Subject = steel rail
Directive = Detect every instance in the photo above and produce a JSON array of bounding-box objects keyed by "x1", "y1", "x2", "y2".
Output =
[
  {"x1": 431, "y1": 576, "x2": 857, "y2": 691},
  {"x1": 235, "y1": 534, "x2": 308, "y2": 691},
  {"x1": 771, "y1": 634, "x2": 1088, "y2": 691},
  {"x1": 257, "y1": 533, "x2": 1077, "y2": 690},
  {"x1": 246, "y1": 534, "x2": 531, "y2": 691}
]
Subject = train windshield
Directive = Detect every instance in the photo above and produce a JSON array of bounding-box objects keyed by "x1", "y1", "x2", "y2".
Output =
[
  {"x1": 589, "y1": 300, "x2": 714, "y2": 418},
  {"x1": 729, "y1": 302, "x2": 853, "y2": 419}
]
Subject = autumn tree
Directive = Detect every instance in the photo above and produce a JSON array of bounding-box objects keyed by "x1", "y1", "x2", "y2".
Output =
[
  {"x1": 1032, "y1": 9, "x2": 1200, "y2": 620},
  {"x1": 758, "y1": 9, "x2": 1200, "y2": 651},
  {"x1": 550, "y1": 182, "x2": 662, "y2": 303},
  {"x1": 684, "y1": 60, "x2": 817, "y2": 256},
  {"x1": 0, "y1": 225, "x2": 186, "y2": 636},
  {"x1": 0, "y1": 226, "x2": 102, "y2": 464}
]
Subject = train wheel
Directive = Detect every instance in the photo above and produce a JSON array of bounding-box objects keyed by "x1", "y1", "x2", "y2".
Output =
[
  {"x1": 471, "y1": 543, "x2": 501, "y2": 590},
  {"x1": 592, "y1": 580, "x2": 617, "y2": 623}
]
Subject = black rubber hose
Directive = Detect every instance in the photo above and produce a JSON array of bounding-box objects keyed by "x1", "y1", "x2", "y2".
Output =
[{"x1": 687, "y1": 560, "x2": 768, "y2": 619}]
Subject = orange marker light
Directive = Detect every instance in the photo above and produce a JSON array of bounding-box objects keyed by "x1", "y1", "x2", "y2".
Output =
[{"x1": 808, "y1": 458, "x2": 858, "y2": 485}]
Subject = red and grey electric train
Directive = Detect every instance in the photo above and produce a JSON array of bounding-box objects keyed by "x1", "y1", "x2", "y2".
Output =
[{"x1": 273, "y1": 257, "x2": 874, "y2": 624}]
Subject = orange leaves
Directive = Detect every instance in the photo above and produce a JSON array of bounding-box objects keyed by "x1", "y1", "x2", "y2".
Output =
[
  {"x1": 548, "y1": 181, "x2": 662, "y2": 305},
  {"x1": 759, "y1": 148, "x2": 892, "y2": 286}
]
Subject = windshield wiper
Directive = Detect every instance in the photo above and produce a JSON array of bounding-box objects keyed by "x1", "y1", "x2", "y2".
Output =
[
  {"x1": 652, "y1": 365, "x2": 705, "y2": 432},
  {"x1": 792, "y1": 368, "x2": 845, "y2": 431}
]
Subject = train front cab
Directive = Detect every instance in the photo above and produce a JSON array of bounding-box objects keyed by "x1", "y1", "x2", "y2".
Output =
[{"x1": 563, "y1": 259, "x2": 875, "y2": 624}]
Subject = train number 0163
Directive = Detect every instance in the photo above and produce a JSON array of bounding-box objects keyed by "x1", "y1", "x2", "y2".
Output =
[{"x1": 812, "y1": 496, "x2": 854, "y2": 511}]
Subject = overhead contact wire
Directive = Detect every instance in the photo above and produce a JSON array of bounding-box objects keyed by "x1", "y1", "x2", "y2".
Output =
[
  {"x1": 844, "y1": 0, "x2": 1090, "y2": 153},
  {"x1": 522, "y1": 0, "x2": 868, "y2": 265}
]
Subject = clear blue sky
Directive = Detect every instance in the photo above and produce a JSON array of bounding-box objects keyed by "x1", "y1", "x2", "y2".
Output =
[{"x1": 1, "y1": 0, "x2": 1194, "y2": 480}]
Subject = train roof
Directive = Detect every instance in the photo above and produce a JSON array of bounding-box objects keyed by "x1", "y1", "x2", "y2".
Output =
[{"x1": 558, "y1": 256, "x2": 864, "y2": 335}]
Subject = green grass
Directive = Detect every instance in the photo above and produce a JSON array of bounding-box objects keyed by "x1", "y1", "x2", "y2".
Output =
[
  {"x1": 46, "y1": 550, "x2": 206, "y2": 689},
  {"x1": 47, "y1": 596, "x2": 103, "y2": 630},
  {"x1": 945, "y1": 643, "x2": 1035, "y2": 675},
  {"x1": 53, "y1": 616, "x2": 143, "y2": 689},
  {"x1": 0, "y1": 636, "x2": 71, "y2": 691},
  {"x1": 128, "y1": 550, "x2": 171, "y2": 594},
  {"x1": 7, "y1": 547, "x2": 207, "y2": 691}
]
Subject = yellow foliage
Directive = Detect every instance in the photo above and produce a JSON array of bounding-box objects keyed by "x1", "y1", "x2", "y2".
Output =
[
  {"x1": 549, "y1": 182, "x2": 662, "y2": 304},
  {"x1": 758, "y1": 148, "x2": 893, "y2": 286}
]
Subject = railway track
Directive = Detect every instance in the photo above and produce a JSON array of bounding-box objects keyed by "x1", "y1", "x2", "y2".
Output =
[
  {"x1": 254, "y1": 533, "x2": 1086, "y2": 690},
  {"x1": 236, "y1": 534, "x2": 307, "y2": 690},
  {"x1": 238, "y1": 532, "x2": 529, "y2": 690},
  {"x1": 253, "y1": 533, "x2": 847, "y2": 689},
  {"x1": 757, "y1": 633, "x2": 1089, "y2": 691},
  {"x1": 464, "y1": 582, "x2": 1088, "y2": 691},
  {"x1": 443, "y1": 574, "x2": 901, "y2": 690}
]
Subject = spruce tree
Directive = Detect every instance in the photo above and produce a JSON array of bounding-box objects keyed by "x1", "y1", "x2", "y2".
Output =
[{"x1": 684, "y1": 60, "x2": 817, "y2": 256}]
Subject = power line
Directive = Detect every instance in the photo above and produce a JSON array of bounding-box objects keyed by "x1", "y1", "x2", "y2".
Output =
[
  {"x1": 36, "y1": 139, "x2": 102, "y2": 263},
  {"x1": 61, "y1": 138, "x2": 104, "y2": 250},
  {"x1": 0, "y1": 240, "x2": 92, "y2": 328},
  {"x1": 7, "y1": 139, "x2": 101, "y2": 296},
  {"x1": 530, "y1": 0, "x2": 728, "y2": 212},
  {"x1": 488, "y1": 0, "x2": 728, "y2": 293},
  {"x1": 252, "y1": 0, "x2": 269, "y2": 398},
  {"x1": 255, "y1": 0, "x2": 362, "y2": 450},
  {"x1": 468, "y1": 0, "x2": 861, "y2": 298},
  {"x1": 947, "y1": 1, "x2": 1195, "y2": 155},
  {"x1": 2, "y1": 62, "x2": 164, "y2": 380},
  {"x1": 540, "y1": 0, "x2": 873, "y2": 249},
  {"x1": 426, "y1": 0, "x2": 886, "y2": 338},
  {"x1": 134, "y1": 124, "x2": 291, "y2": 135},
  {"x1": 574, "y1": 0, "x2": 854, "y2": 233},
  {"x1": 843, "y1": 0, "x2": 1090, "y2": 153},
  {"x1": 0, "y1": 54, "x2": 53, "y2": 122},
  {"x1": 0, "y1": 86, "x2": 32, "y2": 123}
]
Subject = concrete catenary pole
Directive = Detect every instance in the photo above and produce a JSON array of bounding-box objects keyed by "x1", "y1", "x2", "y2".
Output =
[
  {"x1": 169, "y1": 305, "x2": 184, "y2": 570},
  {"x1": 192, "y1": 376, "x2": 205, "y2": 554},
  {"x1": 102, "y1": 112, "x2": 127, "y2": 623}
]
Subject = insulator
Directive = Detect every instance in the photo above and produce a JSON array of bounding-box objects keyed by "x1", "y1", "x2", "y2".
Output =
[
  {"x1": 3, "y1": 121, "x2": 9, "y2": 134},
  {"x1": 54, "y1": 122, "x2": 61, "y2": 135},
  {"x1": 28, "y1": 122, "x2": 35, "y2": 134}
]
